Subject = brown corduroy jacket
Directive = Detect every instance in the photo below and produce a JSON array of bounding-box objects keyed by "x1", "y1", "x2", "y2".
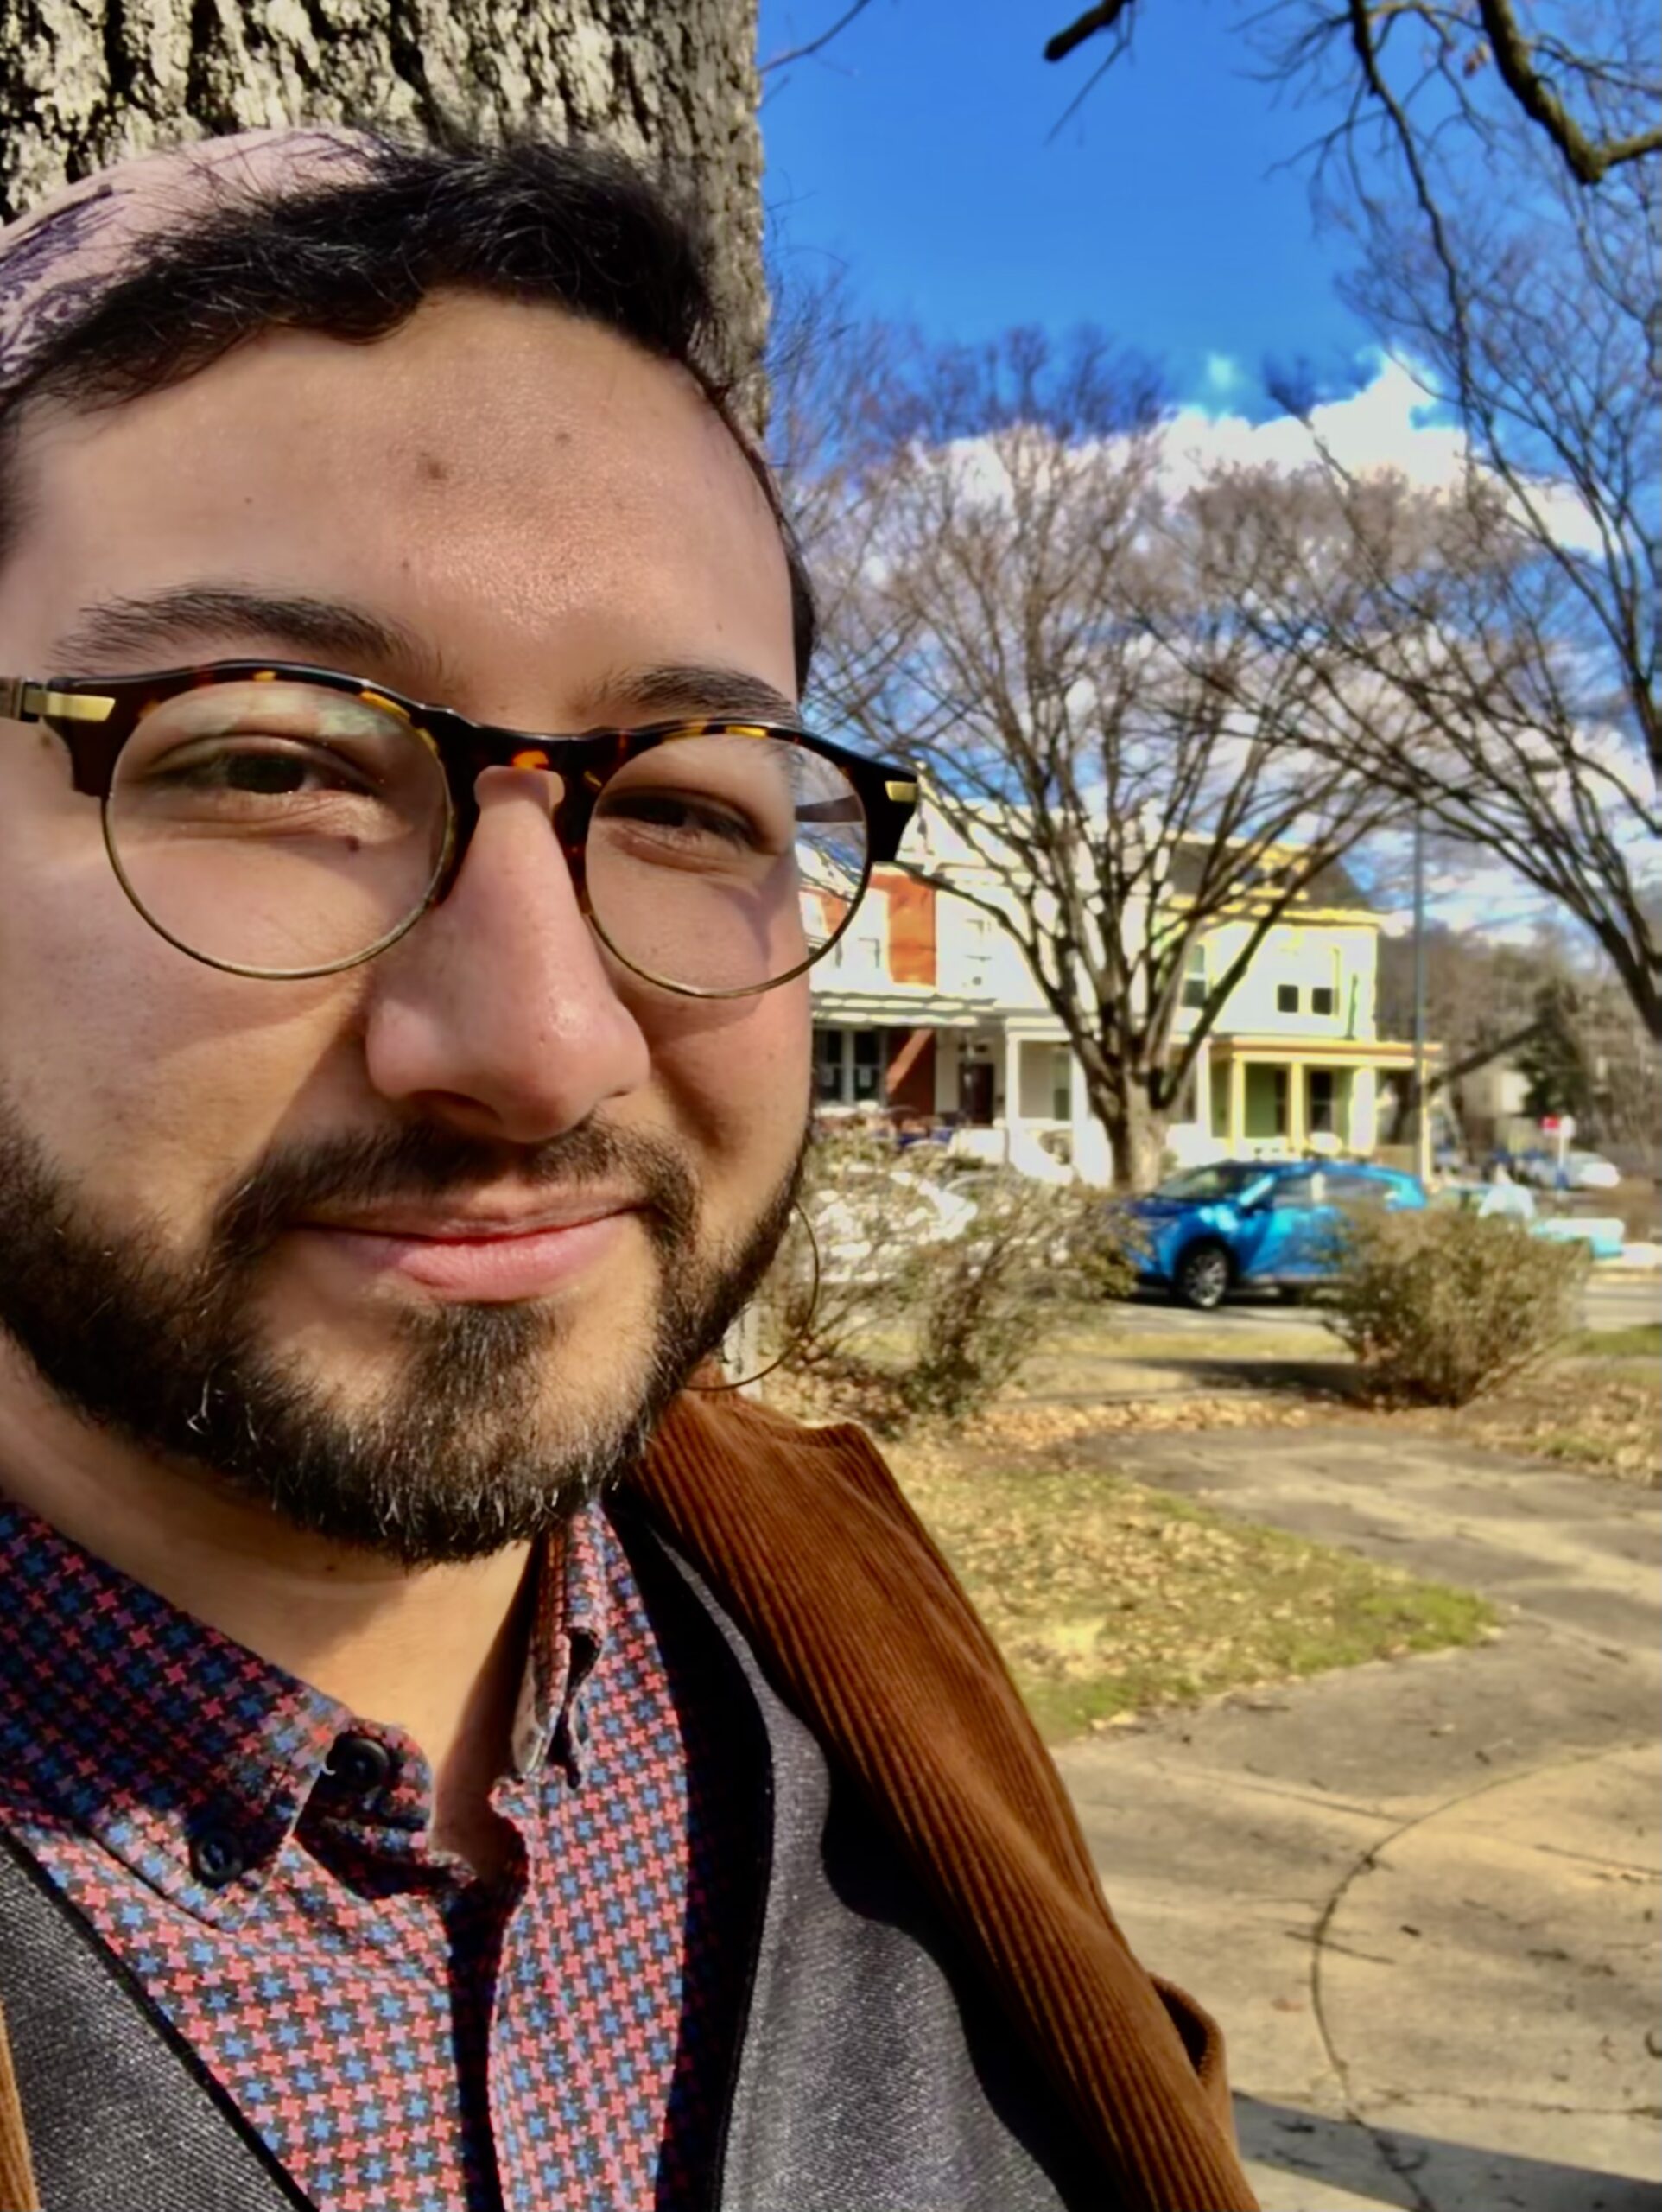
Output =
[{"x1": 0, "y1": 1389, "x2": 1257, "y2": 2211}]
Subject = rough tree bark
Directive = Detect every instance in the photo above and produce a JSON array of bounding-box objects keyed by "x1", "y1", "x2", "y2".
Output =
[{"x1": 0, "y1": 0, "x2": 767, "y2": 413}]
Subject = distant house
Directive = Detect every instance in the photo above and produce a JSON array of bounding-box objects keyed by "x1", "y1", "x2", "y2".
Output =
[
  {"x1": 1161, "y1": 849, "x2": 1436, "y2": 1165},
  {"x1": 809, "y1": 812, "x2": 1437, "y2": 1182},
  {"x1": 1454, "y1": 1056, "x2": 1534, "y2": 1158}
]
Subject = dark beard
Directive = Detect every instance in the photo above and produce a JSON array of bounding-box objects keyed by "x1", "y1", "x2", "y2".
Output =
[{"x1": 0, "y1": 1096, "x2": 798, "y2": 1566}]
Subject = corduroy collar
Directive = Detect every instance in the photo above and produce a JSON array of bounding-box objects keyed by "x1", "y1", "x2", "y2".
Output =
[{"x1": 628, "y1": 1390, "x2": 1259, "y2": 2212}]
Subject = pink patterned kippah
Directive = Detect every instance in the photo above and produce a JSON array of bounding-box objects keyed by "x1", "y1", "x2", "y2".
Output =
[{"x1": 0, "y1": 127, "x2": 377, "y2": 395}]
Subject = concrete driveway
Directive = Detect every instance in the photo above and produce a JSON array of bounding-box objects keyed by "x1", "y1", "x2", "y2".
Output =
[{"x1": 1051, "y1": 1428, "x2": 1662, "y2": 2212}]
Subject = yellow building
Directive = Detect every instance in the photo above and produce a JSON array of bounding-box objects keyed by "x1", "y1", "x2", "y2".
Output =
[{"x1": 1168, "y1": 855, "x2": 1437, "y2": 1162}]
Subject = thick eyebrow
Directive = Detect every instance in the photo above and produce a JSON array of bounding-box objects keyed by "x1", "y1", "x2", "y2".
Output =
[
  {"x1": 48, "y1": 597, "x2": 801, "y2": 731},
  {"x1": 576, "y1": 661, "x2": 802, "y2": 729},
  {"x1": 48, "y1": 586, "x2": 451, "y2": 695}
]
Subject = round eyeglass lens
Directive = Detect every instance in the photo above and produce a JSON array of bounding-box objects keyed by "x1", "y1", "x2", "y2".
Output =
[
  {"x1": 105, "y1": 678, "x2": 451, "y2": 976},
  {"x1": 585, "y1": 731, "x2": 869, "y2": 994}
]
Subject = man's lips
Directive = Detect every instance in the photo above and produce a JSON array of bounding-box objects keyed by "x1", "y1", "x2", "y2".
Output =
[{"x1": 297, "y1": 1195, "x2": 642, "y2": 1300}]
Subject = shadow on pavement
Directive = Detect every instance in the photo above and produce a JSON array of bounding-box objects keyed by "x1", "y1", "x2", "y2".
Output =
[
  {"x1": 1237, "y1": 2094, "x2": 1662, "y2": 2211},
  {"x1": 1171, "y1": 1356, "x2": 1365, "y2": 1400}
]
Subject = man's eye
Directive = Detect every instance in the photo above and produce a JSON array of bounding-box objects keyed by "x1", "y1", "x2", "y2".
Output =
[
  {"x1": 151, "y1": 741, "x2": 378, "y2": 797},
  {"x1": 605, "y1": 789, "x2": 766, "y2": 849}
]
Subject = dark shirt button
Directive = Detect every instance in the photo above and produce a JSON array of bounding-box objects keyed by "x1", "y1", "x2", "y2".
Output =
[
  {"x1": 327, "y1": 1732, "x2": 396, "y2": 1799},
  {"x1": 190, "y1": 1827, "x2": 246, "y2": 1889}
]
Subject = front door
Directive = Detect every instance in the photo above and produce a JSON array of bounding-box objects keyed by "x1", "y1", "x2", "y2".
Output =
[{"x1": 960, "y1": 1062, "x2": 994, "y2": 1126}]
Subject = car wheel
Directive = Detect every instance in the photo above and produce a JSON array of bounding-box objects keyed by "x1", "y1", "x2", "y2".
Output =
[{"x1": 1175, "y1": 1241, "x2": 1231, "y2": 1311}]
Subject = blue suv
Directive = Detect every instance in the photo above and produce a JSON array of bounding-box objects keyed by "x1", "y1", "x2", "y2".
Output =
[{"x1": 1120, "y1": 1159, "x2": 1425, "y2": 1309}]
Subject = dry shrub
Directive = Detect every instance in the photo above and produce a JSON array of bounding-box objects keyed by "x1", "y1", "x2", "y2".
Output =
[
  {"x1": 755, "y1": 1127, "x2": 934, "y2": 1374},
  {"x1": 898, "y1": 1173, "x2": 1074, "y2": 1420},
  {"x1": 1324, "y1": 1205, "x2": 1589, "y2": 1406},
  {"x1": 754, "y1": 1132, "x2": 1134, "y2": 1426}
]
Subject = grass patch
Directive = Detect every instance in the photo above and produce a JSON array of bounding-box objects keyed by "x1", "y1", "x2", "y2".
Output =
[
  {"x1": 1431, "y1": 1361, "x2": 1661, "y2": 1483},
  {"x1": 887, "y1": 1439, "x2": 1494, "y2": 1744},
  {"x1": 1568, "y1": 1322, "x2": 1662, "y2": 1362}
]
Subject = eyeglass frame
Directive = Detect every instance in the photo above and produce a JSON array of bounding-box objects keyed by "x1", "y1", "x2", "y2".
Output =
[{"x1": 0, "y1": 658, "x2": 919, "y2": 996}]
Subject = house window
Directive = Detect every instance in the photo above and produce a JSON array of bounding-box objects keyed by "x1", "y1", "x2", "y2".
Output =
[
  {"x1": 1309, "y1": 1068, "x2": 1337, "y2": 1135},
  {"x1": 813, "y1": 1026, "x2": 844, "y2": 1105},
  {"x1": 1051, "y1": 1048, "x2": 1072, "y2": 1122},
  {"x1": 1311, "y1": 985, "x2": 1336, "y2": 1017},
  {"x1": 1182, "y1": 944, "x2": 1208, "y2": 1010},
  {"x1": 830, "y1": 920, "x2": 885, "y2": 978},
  {"x1": 814, "y1": 1027, "x2": 886, "y2": 1107},
  {"x1": 1277, "y1": 983, "x2": 1301, "y2": 1014},
  {"x1": 852, "y1": 1028, "x2": 883, "y2": 1102}
]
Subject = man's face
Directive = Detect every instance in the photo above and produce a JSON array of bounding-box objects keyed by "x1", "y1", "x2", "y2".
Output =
[{"x1": 0, "y1": 295, "x2": 809, "y2": 1561}]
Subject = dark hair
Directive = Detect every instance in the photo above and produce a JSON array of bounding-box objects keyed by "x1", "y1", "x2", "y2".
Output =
[{"x1": 0, "y1": 135, "x2": 816, "y2": 686}]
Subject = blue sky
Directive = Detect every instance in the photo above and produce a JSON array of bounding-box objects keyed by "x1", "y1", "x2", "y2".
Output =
[{"x1": 758, "y1": 0, "x2": 1380, "y2": 416}]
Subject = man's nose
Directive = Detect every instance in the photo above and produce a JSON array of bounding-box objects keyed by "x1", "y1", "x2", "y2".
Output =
[{"x1": 361, "y1": 765, "x2": 650, "y2": 1144}]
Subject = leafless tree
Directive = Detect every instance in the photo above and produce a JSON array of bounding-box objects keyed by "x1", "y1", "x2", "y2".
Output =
[
  {"x1": 771, "y1": 0, "x2": 1660, "y2": 200},
  {"x1": 808, "y1": 332, "x2": 1393, "y2": 1190},
  {"x1": 0, "y1": 0, "x2": 769, "y2": 410},
  {"x1": 1184, "y1": 432, "x2": 1659, "y2": 1035},
  {"x1": 1056, "y1": 0, "x2": 1661, "y2": 1030},
  {"x1": 1044, "y1": 0, "x2": 1660, "y2": 194}
]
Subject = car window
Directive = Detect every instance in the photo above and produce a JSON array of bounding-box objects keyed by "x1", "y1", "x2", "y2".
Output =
[
  {"x1": 1326, "y1": 1170, "x2": 1391, "y2": 1207},
  {"x1": 1270, "y1": 1172, "x2": 1319, "y2": 1208},
  {"x1": 1153, "y1": 1163, "x2": 1266, "y2": 1202},
  {"x1": 1149, "y1": 1167, "x2": 1264, "y2": 1203}
]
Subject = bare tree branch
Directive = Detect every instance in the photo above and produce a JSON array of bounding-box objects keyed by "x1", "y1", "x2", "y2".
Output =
[
  {"x1": 762, "y1": 0, "x2": 879, "y2": 76},
  {"x1": 1471, "y1": 0, "x2": 1662, "y2": 182},
  {"x1": 1044, "y1": 0, "x2": 1138, "y2": 67},
  {"x1": 1044, "y1": 0, "x2": 1661, "y2": 189}
]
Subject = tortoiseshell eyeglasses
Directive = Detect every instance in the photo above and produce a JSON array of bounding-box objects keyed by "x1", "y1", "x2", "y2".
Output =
[{"x1": 0, "y1": 660, "x2": 918, "y2": 996}]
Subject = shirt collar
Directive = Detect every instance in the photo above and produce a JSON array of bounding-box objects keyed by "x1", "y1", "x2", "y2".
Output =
[
  {"x1": 0, "y1": 1489, "x2": 612, "y2": 1924},
  {"x1": 511, "y1": 1491, "x2": 609, "y2": 1783}
]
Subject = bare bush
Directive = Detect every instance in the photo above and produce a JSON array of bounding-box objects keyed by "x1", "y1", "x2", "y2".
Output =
[
  {"x1": 753, "y1": 1135, "x2": 1134, "y2": 1425},
  {"x1": 899, "y1": 1172, "x2": 1100, "y2": 1421},
  {"x1": 1324, "y1": 1206, "x2": 1589, "y2": 1405},
  {"x1": 752, "y1": 1127, "x2": 926, "y2": 1374}
]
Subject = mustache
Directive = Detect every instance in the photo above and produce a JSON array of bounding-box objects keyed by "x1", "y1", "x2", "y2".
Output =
[{"x1": 213, "y1": 1119, "x2": 699, "y2": 1264}]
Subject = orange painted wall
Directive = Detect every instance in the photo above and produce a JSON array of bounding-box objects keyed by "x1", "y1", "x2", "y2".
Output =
[{"x1": 875, "y1": 869, "x2": 936, "y2": 987}]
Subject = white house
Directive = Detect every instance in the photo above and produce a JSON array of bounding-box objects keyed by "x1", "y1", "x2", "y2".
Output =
[{"x1": 809, "y1": 810, "x2": 1437, "y2": 1182}]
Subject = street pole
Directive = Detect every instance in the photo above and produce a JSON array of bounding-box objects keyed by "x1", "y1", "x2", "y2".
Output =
[{"x1": 1411, "y1": 798, "x2": 1431, "y2": 1185}]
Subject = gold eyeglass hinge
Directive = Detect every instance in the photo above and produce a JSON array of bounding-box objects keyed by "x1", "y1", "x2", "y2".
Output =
[
  {"x1": 0, "y1": 679, "x2": 117, "y2": 723},
  {"x1": 0, "y1": 680, "x2": 118, "y2": 722},
  {"x1": 38, "y1": 687, "x2": 118, "y2": 721}
]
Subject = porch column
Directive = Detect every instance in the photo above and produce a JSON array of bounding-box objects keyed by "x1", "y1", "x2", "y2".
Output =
[
  {"x1": 935, "y1": 1032, "x2": 960, "y2": 1117},
  {"x1": 1193, "y1": 1039, "x2": 1212, "y2": 1134},
  {"x1": 1228, "y1": 1056, "x2": 1246, "y2": 1151},
  {"x1": 1002, "y1": 1029, "x2": 1023, "y2": 1147},
  {"x1": 1288, "y1": 1058, "x2": 1308, "y2": 1150},
  {"x1": 1351, "y1": 1066, "x2": 1378, "y2": 1154}
]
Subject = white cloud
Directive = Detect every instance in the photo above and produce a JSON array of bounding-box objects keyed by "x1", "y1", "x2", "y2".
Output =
[
  {"x1": 1201, "y1": 352, "x2": 1242, "y2": 399},
  {"x1": 1158, "y1": 351, "x2": 1601, "y2": 551}
]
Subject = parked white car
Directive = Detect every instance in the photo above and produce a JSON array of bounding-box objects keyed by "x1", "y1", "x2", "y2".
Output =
[
  {"x1": 1564, "y1": 1150, "x2": 1622, "y2": 1191},
  {"x1": 1514, "y1": 1147, "x2": 1621, "y2": 1191}
]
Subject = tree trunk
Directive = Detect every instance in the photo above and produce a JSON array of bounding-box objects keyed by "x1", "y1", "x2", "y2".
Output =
[
  {"x1": 0, "y1": 0, "x2": 766, "y2": 415},
  {"x1": 1094, "y1": 1069, "x2": 1168, "y2": 1193}
]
